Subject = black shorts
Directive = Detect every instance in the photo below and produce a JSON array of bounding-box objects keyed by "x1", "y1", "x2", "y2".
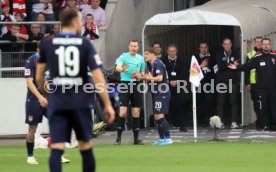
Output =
[
  {"x1": 47, "y1": 108, "x2": 93, "y2": 144},
  {"x1": 119, "y1": 81, "x2": 143, "y2": 107},
  {"x1": 153, "y1": 94, "x2": 170, "y2": 115},
  {"x1": 25, "y1": 98, "x2": 47, "y2": 125}
]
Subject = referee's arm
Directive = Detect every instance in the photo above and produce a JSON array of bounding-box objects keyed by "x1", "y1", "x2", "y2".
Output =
[{"x1": 116, "y1": 64, "x2": 126, "y2": 72}]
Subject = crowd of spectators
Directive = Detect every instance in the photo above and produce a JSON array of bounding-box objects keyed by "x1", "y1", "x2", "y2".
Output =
[{"x1": 0, "y1": 0, "x2": 107, "y2": 52}]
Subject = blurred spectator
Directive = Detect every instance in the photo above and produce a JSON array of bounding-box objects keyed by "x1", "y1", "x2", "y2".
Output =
[
  {"x1": 53, "y1": 0, "x2": 65, "y2": 20},
  {"x1": 91, "y1": 0, "x2": 106, "y2": 27},
  {"x1": 81, "y1": 0, "x2": 92, "y2": 22},
  {"x1": 13, "y1": 0, "x2": 27, "y2": 17},
  {"x1": 65, "y1": 0, "x2": 77, "y2": 9},
  {"x1": 30, "y1": 0, "x2": 55, "y2": 22},
  {"x1": 50, "y1": 23, "x2": 60, "y2": 36},
  {"x1": 76, "y1": 0, "x2": 82, "y2": 10},
  {"x1": 14, "y1": 12, "x2": 28, "y2": 34},
  {"x1": 84, "y1": 0, "x2": 106, "y2": 27},
  {"x1": 25, "y1": 23, "x2": 44, "y2": 52},
  {"x1": 59, "y1": 0, "x2": 78, "y2": 15},
  {"x1": 37, "y1": 12, "x2": 48, "y2": 34},
  {"x1": 54, "y1": 0, "x2": 76, "y2": 21},
  {"x1": 0, "y1": 24, "x2": 23, "y2": 52},
  {"x1": 0, "y1": 1, "x2": 16, "y2": 36},
  {"x1": 82, "y1": 14, "x2": 99, "y2": 42}
]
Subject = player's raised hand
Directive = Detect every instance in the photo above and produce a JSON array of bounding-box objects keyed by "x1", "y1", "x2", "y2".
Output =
[
  {"x1": 39, "y1": 96, "x2": 48, "y2": 107},
  {"x1": 228, "y1": 63, "x2": 237, "y2": 70},
  {"x1": 103, "y1": 105, "x2": 115, "y2": 124}
]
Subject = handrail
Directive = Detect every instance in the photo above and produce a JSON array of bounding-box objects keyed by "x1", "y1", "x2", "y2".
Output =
[
  {"x1": 0, "y1": 21, "x2": 60, "y2": 24},
  {"x1": 0, "y1": 40, "x2": 40, "y2": 43},
  {"x1": 0, "y1": 51, "x2": 36, "y2": 54}
]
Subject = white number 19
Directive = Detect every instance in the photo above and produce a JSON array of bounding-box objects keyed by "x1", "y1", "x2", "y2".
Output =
[{"x1": 55, "y1": 46, "x2": 80, "y2": 76}]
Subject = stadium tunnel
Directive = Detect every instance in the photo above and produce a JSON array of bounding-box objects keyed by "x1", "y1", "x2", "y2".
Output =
[{"x1": 142, "y1": 0, "x2": 276, "y2": 127}]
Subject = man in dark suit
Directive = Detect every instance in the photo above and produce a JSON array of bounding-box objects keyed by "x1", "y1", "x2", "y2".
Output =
[
  {"x1": 216, "y1": 38, "x2": 240, "y2": 129},
  {"x1": 162, "y1": 44, "x2": 191, "y2": 132},
  {"x1": 194, "y1": 41, "x2": 216, "y2": 127}
]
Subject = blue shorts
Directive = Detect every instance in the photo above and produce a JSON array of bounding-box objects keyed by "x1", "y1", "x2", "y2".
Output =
[
  {"x1": 153, "y1": 94, "x2": 170, "y2": 115},
  {"x1": 47, "y1": 108, "x2": 93, "y2": 144},
  {"x1": 25, "y1": 98, "x2": 47, "y2": 125}
]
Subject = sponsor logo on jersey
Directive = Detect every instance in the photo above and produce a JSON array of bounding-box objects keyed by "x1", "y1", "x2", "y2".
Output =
[{"x1": 28, "y1": 115, "x2": 33, "y2": 122}]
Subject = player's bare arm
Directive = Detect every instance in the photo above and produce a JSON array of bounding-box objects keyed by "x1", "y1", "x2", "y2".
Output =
[
  {"x1": 36, "y1": 63, "x2": 48, "y2": 107},
  {"x1": 26, "y1": 78, "x2": 47, "y2": 107}
]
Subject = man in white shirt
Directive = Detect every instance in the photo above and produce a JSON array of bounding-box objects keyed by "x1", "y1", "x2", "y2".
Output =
[{"x1": 83, "y1": 0, "x2": 106, "y2": 27}]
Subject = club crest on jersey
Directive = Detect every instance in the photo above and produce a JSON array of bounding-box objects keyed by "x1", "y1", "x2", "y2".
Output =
[
  {"x1": 28, "y1": 115, "x2": 33, "y2": 122},
  {"x1": 25, "y1": 69, "x2": 31, "y2": 76}
]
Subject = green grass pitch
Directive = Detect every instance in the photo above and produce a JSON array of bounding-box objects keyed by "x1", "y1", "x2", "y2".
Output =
[{"x1": 1, "y1": 142, "x2": 276, "y2": 172}]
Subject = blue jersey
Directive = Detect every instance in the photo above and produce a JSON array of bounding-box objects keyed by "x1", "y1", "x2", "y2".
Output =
[
  {"x1": 38, "y1": 33, "x2": 101, "y2": 110},
  {"x1": 24, "y1": 53, "x2": 41, "y2": 99},
  {"x1": 151, "y1": 58, "x2": 169, "y2": 96}
]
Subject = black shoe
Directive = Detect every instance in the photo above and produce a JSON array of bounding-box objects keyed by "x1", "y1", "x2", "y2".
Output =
[
  {"x1": 134, "y1": 140, "x2": 144, "y2": 145},
  {"x1": 179, "y1": 127, "x2": 188, "y2": 132},
  {"x1": 114, "y1": 138, "x2": 121, "y2": 145}
]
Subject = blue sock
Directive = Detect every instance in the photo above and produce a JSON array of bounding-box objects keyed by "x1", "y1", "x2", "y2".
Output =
[
  {"x1": 156, "y1": 119, "x2": 165, "y2": 139},
  {"x1": 161, "y1": 118, "x2": 171, "y2": 139},
  {"x1": 49, "y1": 149, "x2": 63, "y2": 172},
  {"x1": 157, "y1": 118, "x2": 170, "y2": 139},
  {"x1": 26, "y1": 142, "x2": 34, "y2": 157},
  {"x1": 81, "y1": 148, "x2": 96, "y2": 172}
]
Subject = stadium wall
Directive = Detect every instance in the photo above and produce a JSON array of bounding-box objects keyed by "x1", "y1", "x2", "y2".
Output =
[{"x1": 0, "y1": 79, "x2": 49, "y2": 135}]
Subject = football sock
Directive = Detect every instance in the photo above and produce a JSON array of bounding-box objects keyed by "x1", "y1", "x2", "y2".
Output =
[
  {"x1": 81, "y1": 148, "x2": 96, "y2": 172},
  {"x1": 157, "y1": 118, "x2": 170, "y2": 139},
  {"x1": 162, "y1": 118, "x2": 171, "y2": 139},
  {"x1": 26, "y1": 142, "x2": 34, "y2": 157},
  {"x1": 49, "y1": 149, "x2": 63, "y2": 172},
  {"x1": 156, "y1": 119, "x2": 165, "y2": 139},
  {"x1": 132, "y1": 117, "x2": 140, "y2": 141},
  {"x1": 117, "y1": 116, "x2": 125, "y2": 139}
]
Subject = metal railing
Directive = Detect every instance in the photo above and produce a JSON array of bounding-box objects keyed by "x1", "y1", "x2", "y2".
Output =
[
  {"x1": 0, "y1": 22, "x2": 61, "y2": 78},
  {"x1": 0, "y1": 51, "x2": 35, "y2": 78}
]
